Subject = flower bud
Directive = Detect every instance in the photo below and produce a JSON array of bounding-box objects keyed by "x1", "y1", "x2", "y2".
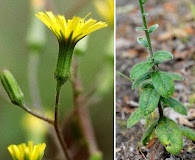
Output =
[{"x1": 0, "y1": 69, "x2": 24, "y2": 106}]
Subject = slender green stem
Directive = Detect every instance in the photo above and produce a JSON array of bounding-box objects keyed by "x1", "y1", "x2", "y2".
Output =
[
  {"x1": 54, "y1": 83, "x2": 71, "y2": 160},
  {"x1": 138, "y1": 0, "x2": 155, "y2": 64},
  {"x1": 21, "y1": 104, "x2": 54, "y2": 125},
  {"x1": 116, "y1": 71, "x2": 133, "y2": 82}
]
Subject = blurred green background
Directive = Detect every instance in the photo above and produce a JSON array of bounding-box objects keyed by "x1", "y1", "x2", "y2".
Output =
[{"x1": 0, "y1": 0, "x2": 113, "y2": 159}]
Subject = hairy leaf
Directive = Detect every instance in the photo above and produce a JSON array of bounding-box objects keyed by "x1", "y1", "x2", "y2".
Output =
[
  {"x1": 132, "y1": 72, "x2": 151, "y2": 89},
  {"x1": 151, "y1": 71, "x2": 174, "y2": 98},
  {"x1": 153, "y1": 50, "x2": 173, "y2": 64},
  {"x1": 179, "y1": 125, "x2": 195, "y2": 141},
  {"x1": 127, "y1": 108, "x2": 144, "y2": 128},
  {"x1": 156, "y1": 117, "x2": 183, "y2": 155},
  {"x1": 139, "y1": 86, "x2": 160, "y2": 116},
  {"x1": 130, "y1": 61, "x2": 153, "y2": 80},
  {"x1": 148, "y1": 24, "x2": 159, "y2": 34},
  {"x1": 142, "y1": 120, "x2": 158, "y2": 145},
  {"x1": 166, "y1": 72, "x2": 184, "y2": 81},
  {"x1": 161, "y1": 97, "x2": 187, "y2": 116},
  {"x1": 137, "y1": 37, "x2": 148, "y2": 47},
  {"x1": 136, "y1": 26, "x2": 145, "y2": 32}
]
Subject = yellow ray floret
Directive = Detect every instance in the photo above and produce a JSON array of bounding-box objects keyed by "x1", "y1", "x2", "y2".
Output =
[
  {"x1": 8, "y1": 141, "x2": 46, "y2": 160},
  {"x1": 35, "y1": 11, "x2": 108, "y2": 44},
  {"x1": 94, "y1": 0, "x2": 114, "y2": 26}
]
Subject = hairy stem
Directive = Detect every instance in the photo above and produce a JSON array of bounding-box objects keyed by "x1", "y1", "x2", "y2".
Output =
[
  {"x1": 138, "y1": 0, "x2": 155, "y2": 64},
  {"x1": 54, "y1": 83, "x2": 71, "y2": 160}
]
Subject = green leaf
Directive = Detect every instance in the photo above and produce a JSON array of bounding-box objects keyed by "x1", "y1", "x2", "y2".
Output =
[
  {"x1": 179, "y1": 125, "x2": 195, "y2": 141},
  {"x1": 132, "y1": 72, "x2": 151, "y2": 89},
  {"x1": 127, "y1": 108, "x2": 144, "y2": 128},
  {"x1": 161, "y1": 97, "x2": 187, "y2": 116},
  {"x1": 153, "y1": 50, "x2": 173, "y2": 64},
  {"x1": 130, "y1": 61, "x2": 153, "y2": 79},
  {"x1": 137, "y1": 37, "x2": 148, "y2": 47},
  {"x1": 136, "y1": 26, "x2": 145, "y2": 32},
  {"x1": 151, "y1": 71, "x2": 174, "y2": 98},
  {"x1": 142, "y1": 120, "x2": 158, "y2": 145},
  {"x1": 148, "y1": 24, "x2": 159, "y2": 34},
  {"x1": 139, "y1": 86, "x2": 160, "y2": 116},
  {"x1": 166, "y1": 72, "x2": 184, "y2": 81},
  {"x1": 156, "y1": 117, "x2": 183, "y2": 155}
]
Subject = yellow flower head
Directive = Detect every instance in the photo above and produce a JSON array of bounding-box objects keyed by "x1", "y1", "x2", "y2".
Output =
[
  {"x1": 35, "y1": 11, "x2": 108, "y2": 45},
  {"x1": 94, "y1": 0, "x2": 114, "y2": 27},
  {"x1": 8, "y1": 141, "x2": 46, "y2": 160}
]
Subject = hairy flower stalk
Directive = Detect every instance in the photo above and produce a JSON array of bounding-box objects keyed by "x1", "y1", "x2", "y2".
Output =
[{"x1": 36, "y1": 11, "x2": 108, "y2": 86}]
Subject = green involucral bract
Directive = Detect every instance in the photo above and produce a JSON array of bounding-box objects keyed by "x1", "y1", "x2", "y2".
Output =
[{"x1": 0, "y1": 69, "x2": 24, "y2": 106}]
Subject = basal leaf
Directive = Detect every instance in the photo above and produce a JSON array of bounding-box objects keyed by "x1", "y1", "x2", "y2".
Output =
[
  {"x1": 151, "y1": 71, "x2": 174, "y2": 98},
  {"x1": 137, "y1": 37, "x2": 148, "y2": 47},
  {"x1": 139, "y1": 86, "x2": 160, "y2": 116},
  {"x1": 153, "y1": 50, "x2": 173, "y2": 64},
  {"x1": 132, "y1": 72, "x2": 151, "y2": 89},
  {"x1": 127, "y1": 108, "x2": 144, "y2": 128},
  {"x1": 161, "y1": 97, "x2": 187, "y2": 116},
  {"x1": 148, "y1": 24, "x2": 159, "y2": 34},
  {"x1": 166, "y1": 72, "x2": 184, "y2": 81},
  {"x1": 156, "y1": 117, "x2": 183, "y2": 155},
  {"x1": 130, "y1": 61, "x2": 153, "y2": 80},
  {"x1": 179, "y1": 125, "x2": 195, "y2": 141},
  {"x1": 142, "y1": 120, "x2": 158, "y2": 145}
]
